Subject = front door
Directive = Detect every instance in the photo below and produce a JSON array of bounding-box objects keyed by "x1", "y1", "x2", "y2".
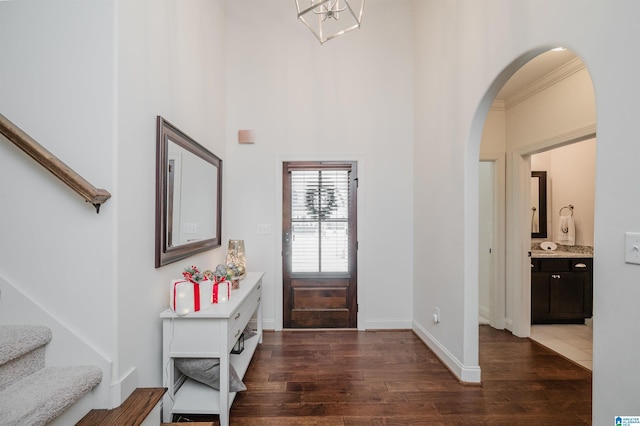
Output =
[{"x1": 282, "y1": 161, "x2": 358, "y2": 328}]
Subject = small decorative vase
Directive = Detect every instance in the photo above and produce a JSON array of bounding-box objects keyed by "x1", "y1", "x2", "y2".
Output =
[{"x1": 226, "y1": 240, "x2": 246, "y2": 285}]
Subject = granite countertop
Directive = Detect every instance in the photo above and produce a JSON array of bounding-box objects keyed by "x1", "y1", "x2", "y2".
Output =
[{"x1": 530, "y1": 243, "x2": 593, "y2": 258}]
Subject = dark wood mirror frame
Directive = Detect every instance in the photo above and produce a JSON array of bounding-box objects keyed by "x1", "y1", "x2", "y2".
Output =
[
  {"x1": 155, "y1": 116, "x2": 222, "y2": 267},
  {"x1": 531, "y1": 171, "x2": 547, "y2": 239}
]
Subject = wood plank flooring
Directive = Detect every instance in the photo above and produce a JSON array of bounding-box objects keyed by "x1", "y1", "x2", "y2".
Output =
[{"x1": 172, "y1": 326, "x2": 591, "y2": 425}]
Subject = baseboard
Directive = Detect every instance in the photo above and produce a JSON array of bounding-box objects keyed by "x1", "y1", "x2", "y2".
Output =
[
  {"x1": 363, "y1": 318, "x2": 413, "y2": 329},
  {"x1": 412, "y1": 320, "x2": 481, "y2": 384},
  {"x1": 257, "y1": 318, "x2": 412, "y2": 331},
  {"x1": 478, "y1": 306, "x2": 490, "y2": 324},
  {"x1": 504, "y1": 318, "x2": 513, "y2": 333},
  {"x1": 111, "y1": 367, "x2": 137, "y2": 407},
  {"x1": 259, "y1": 319, "x2": 277, "y2": 330}
]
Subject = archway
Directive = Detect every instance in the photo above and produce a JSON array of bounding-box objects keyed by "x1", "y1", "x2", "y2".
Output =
[{"x1": 473, "y1": 47, "x2": 596, "y2": 345}]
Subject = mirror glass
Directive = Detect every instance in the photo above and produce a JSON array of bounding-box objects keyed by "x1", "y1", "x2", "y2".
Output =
[
  {"x1": 156, "y1": 116, "x2": 222, "y2": 267},
  {"x1": 531, "y1": 171, "x2": 547, "y2": 238}
]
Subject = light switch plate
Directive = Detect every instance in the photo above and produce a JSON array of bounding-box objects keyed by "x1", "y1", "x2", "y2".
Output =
[
  {"x1": 182, "y1": 222, "x2": 197, "y2": 234},
  {"x1": 625, "y1": 232, "x2": 640, "y2": 264},
  {"x1": 257, "y1": 224, "x2": 272, "y2": 235}
]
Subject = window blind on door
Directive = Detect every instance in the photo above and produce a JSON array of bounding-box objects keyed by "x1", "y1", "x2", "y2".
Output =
[{"x1": 290, "y1": 169, "x2": 350, "y2": 273}]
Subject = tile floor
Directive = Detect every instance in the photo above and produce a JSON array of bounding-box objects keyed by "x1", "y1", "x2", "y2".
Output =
[{"x1": 530, "y1": 323, "x2": 593, "y2": 370}]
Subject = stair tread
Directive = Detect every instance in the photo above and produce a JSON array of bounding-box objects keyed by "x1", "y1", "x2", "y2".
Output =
[
  {"x1": 77, "y1": 387, "x2": 166, "y2": 426},
  {"x1": 0, "y1": 325, "x2": 52, "y2": 365},
  {"x1": 0, "y1": 365, "x2": 102, "y2": 426}
]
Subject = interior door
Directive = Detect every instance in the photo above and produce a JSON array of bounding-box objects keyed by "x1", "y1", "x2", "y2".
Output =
[{"x1": 282, "y1": 161, "x2": 357, "y2": 328}]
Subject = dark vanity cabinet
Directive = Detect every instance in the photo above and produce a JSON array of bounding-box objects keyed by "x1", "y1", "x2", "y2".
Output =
[{"x1": 531, "y1": 257, "x2": 593, "y2": 324}]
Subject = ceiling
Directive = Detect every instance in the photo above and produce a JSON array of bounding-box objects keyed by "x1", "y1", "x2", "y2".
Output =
[{"x1": 496, "y1": 49, "x2": 579, "y2": 102}]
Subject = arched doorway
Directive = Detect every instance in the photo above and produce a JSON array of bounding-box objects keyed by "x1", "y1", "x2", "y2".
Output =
[{"x1": 476, "y1": 48, "x2": 596, "y2": 348}]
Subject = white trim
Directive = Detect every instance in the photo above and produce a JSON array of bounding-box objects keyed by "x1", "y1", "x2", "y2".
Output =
[
  {"x1": 479, "y1": 153, "x2": 506, "y2": 330},
  {"x1": 110, "y1": 366, "x2": 137, "y2": 407},
  {"x1": 412, "y1": 320, "x2": 481, "y2": 383},
  {"x1": 491, "y1": 58, "x2": 586, "y2": 111},
  {"x1": 506, "y1": 152, "x2": 531, "y2": 337},
  {"x1": 260, "y1": 319, "x2": 278, "y2": 330},
  {"x1": 505, "y1": 58, "x2": 586, "y2": 110},
  {"x1": 508, "y1": 122, "x2": 596, "y2": 338},
  {"x1": 363, "y1": 319, "x2": 412, "y2": 329},
  {"x1": 515, "y1": 123, "x2": 596, "y2": 155},
  {"x1": 490, "y1": 99, "x2": 505, "y2": 112}
]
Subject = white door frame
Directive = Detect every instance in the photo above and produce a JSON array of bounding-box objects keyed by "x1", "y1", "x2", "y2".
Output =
[
  {"x1": 480, "y1": 154, "x2": 506, "y2": 329},
  {"x1": 508, "y1": 125, "x2": 597, "y2": 337}
]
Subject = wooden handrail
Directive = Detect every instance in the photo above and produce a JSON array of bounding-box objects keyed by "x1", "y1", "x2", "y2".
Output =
[{"x1": 0, "y1": 112, "x2": 111, "y2": 213}]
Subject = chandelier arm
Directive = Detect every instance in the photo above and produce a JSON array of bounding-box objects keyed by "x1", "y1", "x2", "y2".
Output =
[
  {"x1": 322, "y1": 23, "x2": 360, "y2": 43},
  {"x1": 297, "y1": 0, "x2": 333, "y2": 18},
  {"x1": 343, "y1": 0, "x2": 364, "y2": 25}
]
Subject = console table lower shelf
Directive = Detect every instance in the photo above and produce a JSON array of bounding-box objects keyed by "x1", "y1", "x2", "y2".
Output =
[{"x1": 170, "y1": 333, "x2": 260, "y2": 415}]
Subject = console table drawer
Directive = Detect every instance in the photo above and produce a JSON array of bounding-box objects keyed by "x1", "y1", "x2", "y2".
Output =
[
  {"x1": 167, "y1": 318, "x2": 224, "y2": 356},
  {"x1": 228, "y1": 283, "x2": 261, "y2": 347}
]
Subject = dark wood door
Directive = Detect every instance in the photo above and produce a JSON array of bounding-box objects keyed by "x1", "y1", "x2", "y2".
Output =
[{"x1": 282, "y1": 161, "x2": 357, "y2": 328}]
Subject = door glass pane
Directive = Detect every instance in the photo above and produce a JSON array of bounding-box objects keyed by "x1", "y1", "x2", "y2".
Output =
[
  {"x1": 291, "y1": 169, "x2": 349, "y2": 273},
  {"x1": 321, "y1": 221, "x2": 348, "y2": 271}
]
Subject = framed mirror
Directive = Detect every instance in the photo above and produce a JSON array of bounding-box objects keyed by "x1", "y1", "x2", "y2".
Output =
[
  {"x1": 155, "y1": 116, "x2": 222, "y2": 267},
  {"x1": 531, "y1": 171, "x2": 547, "y2": 238}
]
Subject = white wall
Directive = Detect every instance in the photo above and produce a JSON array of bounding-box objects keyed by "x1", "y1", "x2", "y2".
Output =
[
  {"x1": 116, "y1": 0, "x2": 227, "y2": 401},
  {"x1": 0, "y1": 0, "x2": 117, "y2": 402},
  {"x1": 223, "y1": 0, "x2": 415, "y2": 330},
  {"x1": 0, "y1": 0, "x2": 228, "y2": 407},
  {"x1": 413, "y1": 0, "x2": 640, "y2": 422}
]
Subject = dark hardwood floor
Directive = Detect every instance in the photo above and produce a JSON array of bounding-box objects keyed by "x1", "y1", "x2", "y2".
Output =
[{"x1": 174, "y1": 326, "x2": 591, "y2": 425}]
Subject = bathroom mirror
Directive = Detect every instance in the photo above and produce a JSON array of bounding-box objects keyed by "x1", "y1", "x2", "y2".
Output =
[
  {"x1": 155, "y1": 116, "x2": 222, "y2": 267},
  {"x1": 531, "y1": 171, "x2": 547, "y2": 238}
]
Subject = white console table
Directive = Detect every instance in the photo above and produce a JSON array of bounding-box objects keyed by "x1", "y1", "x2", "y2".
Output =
[{"x1": 160, "y1": 272, "x2": 263, "y2": 425}]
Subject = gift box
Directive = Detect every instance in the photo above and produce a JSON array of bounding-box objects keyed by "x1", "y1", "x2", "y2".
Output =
[
  {"x1": 170, "y1": 278, "x2": 213, "y2": 315},
  {"x1": 213, "y1": 279, "x2": 230, "y2": 304}
]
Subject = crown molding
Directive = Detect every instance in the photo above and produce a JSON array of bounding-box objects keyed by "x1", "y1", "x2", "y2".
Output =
[
  {"x1": 504, "y1": 57, "x2": 586, "y2": 110},
  {"x1": 515, "y1": 122, "x2": 597, "y2": 155},
  {"x1": 490, "y1": 99, "x2": 505, "y2": 112}
]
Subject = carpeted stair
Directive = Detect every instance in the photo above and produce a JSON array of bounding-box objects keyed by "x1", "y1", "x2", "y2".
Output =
[{"x1": 0, "y1": 325, "x2": 102, "y2": 426}]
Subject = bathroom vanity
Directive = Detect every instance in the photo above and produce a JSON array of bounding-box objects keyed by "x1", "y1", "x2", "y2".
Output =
[{"x1": 531, "y1": 249, "x2": 593, "y2": 324}]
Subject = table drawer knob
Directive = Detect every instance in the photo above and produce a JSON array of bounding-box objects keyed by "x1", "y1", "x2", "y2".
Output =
[{"x1": 234, "y1": 312, "x2": 241, "y2": 320}]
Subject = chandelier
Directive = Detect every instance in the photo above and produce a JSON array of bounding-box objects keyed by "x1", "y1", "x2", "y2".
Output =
[{"x1": 296, "y1": 0, "x2": 365, "y2": 45}]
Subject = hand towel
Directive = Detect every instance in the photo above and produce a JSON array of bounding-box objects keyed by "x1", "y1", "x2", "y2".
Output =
[
  {"x1": 531, "y1": 208, "x2": 539, "y2": 233},
  {"x1": 557, "y1": 215, "x2": 575, "y2": 246}
]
